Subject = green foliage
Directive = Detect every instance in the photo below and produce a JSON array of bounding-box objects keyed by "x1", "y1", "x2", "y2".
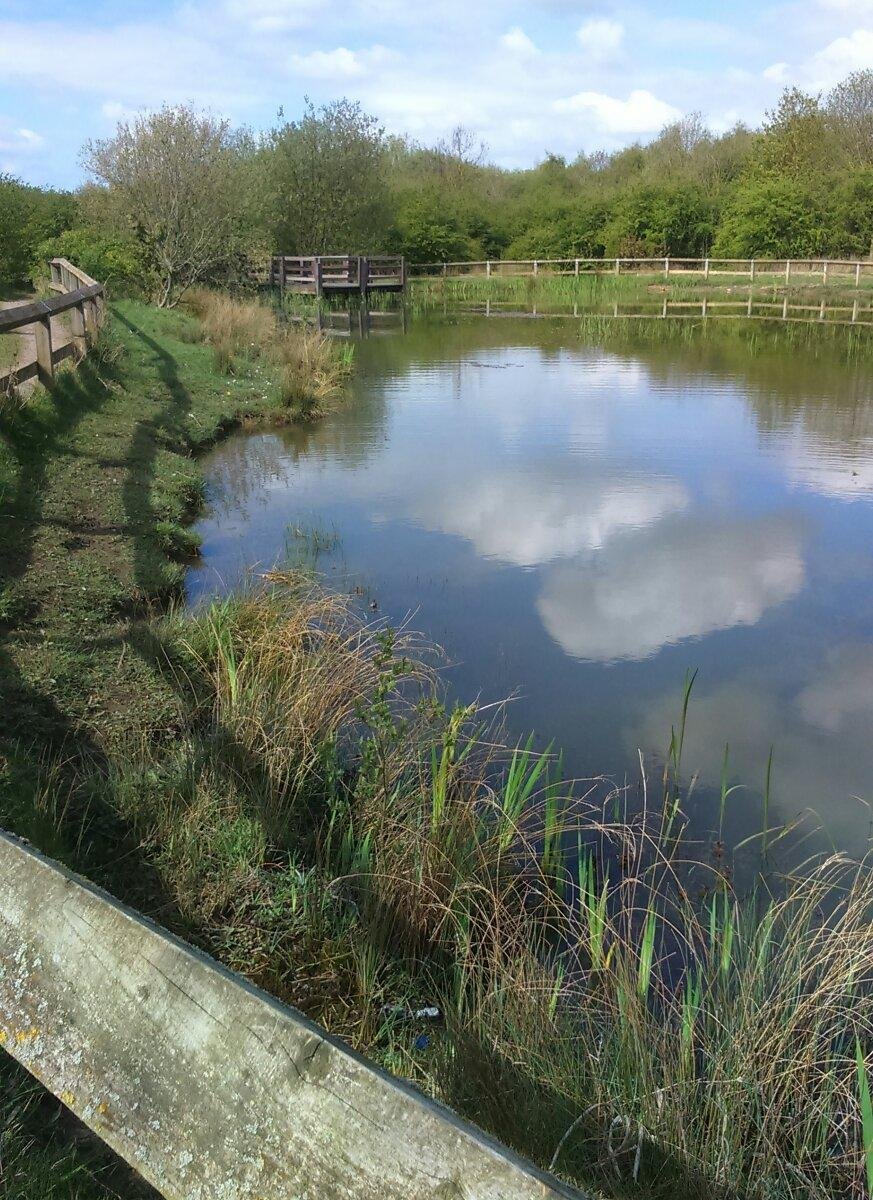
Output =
[
  {"x1": 265, "y1": 98, "x2": 392, "y2": 254},
  {"x1": 393, "y1": 190, "x2": 473, "y2": 263},
  {"x1": 829, "y1": 169, "x2": 873, "y2": 257},
  {"x1": 32, "y1": 227, "x2": 146, "y2": 291},
  {"x1": 713, "y1": 177, "x2": 827, "y2": 257},
  {"x1": 0, "y1": 174, "x2": 75, "y2": 286},
  {"x1": 602, "y1": 183, "x2": 715, "y2": 256}
]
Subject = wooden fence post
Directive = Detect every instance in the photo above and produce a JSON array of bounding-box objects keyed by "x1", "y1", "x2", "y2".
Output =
[
  {"x1": 785, "y1": 260, "x2": 791, "y2": 282},
  {"x1": 574, "y1": 258, "x2": 580, "y2": 276},
  {"x1": 782, "y1": 296, "x2": 789, "y2": 320},
  {"x1": 34, "y1": 316, "x2": 53, "y2": 387},
  {"x1": 358, "y1": 257, "x2": 369, "y2": 296},
  {"x1": 314, "y1": 258, "x2": 324, "y2": 299},
  {"x1": 750, "y1": 259, "x2": 756, "y2": 281},
  {"x1": 704, "y1": 258, "x2": 710, "y2": 279},
  {"x1": 853, "y1": 297, "x2": 859, "y2": 322},
  {"x1": 486, "y1": 260, "x2": 491, "y2": 278},
  {"x1": 533, "y1": 260, "x2": 539, "y2": 276},
  {"x1": 83, "y1": 298, "x2": 98, "y2": 340},
  {"x1": 822, "y1": 261, "x2": 829, "y2": 284},
  {"x1": 69, "y1": 301, "x2": 88, "y2": 354},
  {"x1": 614, "y1": 258, "x2": 620, "y2": 275},
  {"x1": 855, "y1": 261, "x2": 862, "y2": 287},
  {"x1": 664, "y1": 257, "x2": 669, "y2": 277},
  {"x1": 442, "y1": 262, "x2": 447, "y2": 277}
]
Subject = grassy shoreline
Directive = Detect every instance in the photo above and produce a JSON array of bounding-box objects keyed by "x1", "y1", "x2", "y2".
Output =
[
  {"x1": 409, "y1": 269, "x2": 873, "y2": 310},
  {"x1": 1, "y1": 299, "x2": 872, "y2": 1199}
]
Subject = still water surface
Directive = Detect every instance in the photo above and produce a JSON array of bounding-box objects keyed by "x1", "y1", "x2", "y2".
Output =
[{"x1": 188, "y1": 314, "x2": 873, "y2": 858}]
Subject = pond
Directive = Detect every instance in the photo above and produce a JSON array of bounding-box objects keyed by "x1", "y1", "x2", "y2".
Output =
[{"x1": 187, "y1": 309, "x2": 873, "y2": 862}]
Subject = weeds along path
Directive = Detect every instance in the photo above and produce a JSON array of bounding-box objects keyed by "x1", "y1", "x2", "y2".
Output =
[{"x1": 0, "y1": 301, "x2": 288, "y2": 1198}]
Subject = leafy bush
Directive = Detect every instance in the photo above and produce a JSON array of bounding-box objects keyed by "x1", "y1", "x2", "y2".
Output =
[
  {"x1": 31, "y1": 227, "x2": 146, "y2": 292},
  {"x1": 602, "y1": 184, "x2": 715, "y2": 257},
  {"x1": 0, "y1": 175, "x2": 76, "y2": 287},
  {"x1": 712, "y1": 177, "x2": 827, "y2": 257}
]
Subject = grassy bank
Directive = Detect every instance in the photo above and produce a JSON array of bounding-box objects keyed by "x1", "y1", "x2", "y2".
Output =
[
  {"x1": 411, "y1": 269, "x2": 873, "y2": 311},
  {"x1": 0, "y1": 298, "x2": 349, "y2": 1197},
  {"x1": 1, "y1": 299, "x2": 872, "y2": 1200}
]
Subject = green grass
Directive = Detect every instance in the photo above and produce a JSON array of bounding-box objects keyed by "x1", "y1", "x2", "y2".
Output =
[
  {"x1": 2, "y1": 298, "x2": 873, "y2": 1200},
  {"x1": 411, "y1": 269, "x2": 873, "y2": 312},
  {"x1": 0, "y1": 332, "x2": 20, "y2": 376}
]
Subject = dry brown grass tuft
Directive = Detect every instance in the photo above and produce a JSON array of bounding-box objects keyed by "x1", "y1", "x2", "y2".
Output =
[{"x1": 184, "y1": 288, "x2": 353, "y2": 411}]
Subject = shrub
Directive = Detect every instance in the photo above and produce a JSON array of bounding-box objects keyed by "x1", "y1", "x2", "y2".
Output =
[
  {"x1": 712, "y1": 177, "x2": 827, "y2": 257},
  {"x1": 31, "y1": 227, "x2": 146, "y2": 292}
]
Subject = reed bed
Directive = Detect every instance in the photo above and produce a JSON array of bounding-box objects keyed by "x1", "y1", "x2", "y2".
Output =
[
  {"x1": 75, "y1": 572, "x2": 873, "y2": 1199},
  {"x1": 184, "y1": 288, "x2": 353, "y2": 415}
]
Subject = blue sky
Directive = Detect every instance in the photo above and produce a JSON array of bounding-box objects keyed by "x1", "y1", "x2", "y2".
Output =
[{"x1": 1, "y1": 0, "x2": 871, "y2": 188}]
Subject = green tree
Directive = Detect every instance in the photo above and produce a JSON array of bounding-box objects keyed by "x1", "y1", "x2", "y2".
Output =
[
  {"x1": 828, "y1": 169, "x2": 873, "y2": 257},
  {"x1": 265, "y1": 99, "x2": 391, "y2": 254},
  {"x1": 602, "y1": 184, "x2": 714, "y2": 256},
  {"x1": 394, "y1": 191, "x2": 471, "y2": 263},
  {"x1": 83, "y1": 105, "x2": 250, "y2": 306},
  {"x1": 712, "y1": 177, "x2": 826, "y2": 256}
]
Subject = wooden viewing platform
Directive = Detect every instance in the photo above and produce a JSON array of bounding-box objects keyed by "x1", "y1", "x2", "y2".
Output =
[{"x1": 270, "y1": 254, "x2": 406, "y2": 296}]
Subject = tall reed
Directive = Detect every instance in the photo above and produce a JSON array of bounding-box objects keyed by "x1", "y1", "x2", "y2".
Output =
[{"x1": 93, "y1": 573, "x2": 873, "y2": 1198}]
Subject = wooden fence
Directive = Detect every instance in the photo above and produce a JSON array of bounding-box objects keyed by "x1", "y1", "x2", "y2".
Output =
[
  {"x1": 471, "y1": 295, "x2": 873, "y2": 327},
  {"x1": 410, "y1": 257, "x2": 873, "y2": 284},
  {"x1": 269, "y1": 254, "x2": 406, "y2": 295},
  {"x1": 0, "y1": 830, "x2": 584, "y2": 1200},
  {"x1": 0, "y1": 258, "x2": 105, "y2": 392}
]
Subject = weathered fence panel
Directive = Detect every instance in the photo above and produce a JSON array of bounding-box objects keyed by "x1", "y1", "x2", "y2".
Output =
[
  {"x1": 0, "y1": 258, "x2": 105, "y2": 393},
  {"x1": 0, "y1": 831, "x2": 584, "y2": 1200},
  {"x1": 269, "y1": 254, "x2": 405, "y2": 295}
]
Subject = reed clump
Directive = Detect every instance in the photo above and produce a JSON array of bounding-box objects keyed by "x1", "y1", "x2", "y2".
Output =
[
  {"x1": 76, "y1": 571, "x2": 873, "y2": 1200},
  {"x1": 184, "y1": 287, "x2": 353, "y2": 414}
]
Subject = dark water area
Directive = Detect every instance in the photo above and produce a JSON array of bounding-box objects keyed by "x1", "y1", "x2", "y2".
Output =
[{"x1": 187, "y1": 311, "x2": 873, "y2": 861}]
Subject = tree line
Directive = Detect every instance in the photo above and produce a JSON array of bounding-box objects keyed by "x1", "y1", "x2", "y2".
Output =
[{"x1": 1, "y1": 71, "x2": 871, "y2": 307}]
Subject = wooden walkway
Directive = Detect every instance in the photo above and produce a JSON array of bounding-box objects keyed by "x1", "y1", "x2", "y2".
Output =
[{"x1": 270, "y1": 255, "x2": 406, "y2": 296}]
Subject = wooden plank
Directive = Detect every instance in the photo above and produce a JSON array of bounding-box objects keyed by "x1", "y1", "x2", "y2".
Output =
[
  {"x1": 33, "y1": 316, "x2": 53, "y2": 386},
  {"x1": 0, "y1": 832, "x2": 582, "y2": 1200},
  {"x1": 0, "y1": 285, "x2": 103, "y2": 334}
]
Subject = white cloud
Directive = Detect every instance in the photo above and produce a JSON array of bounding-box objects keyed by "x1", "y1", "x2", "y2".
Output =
[
  {"x1": 763, "y1": 61, "x2": 789, "y2": 81},
  {"x1": 537, "y1": 516, "x2": 804, "y2": 662},
  {"x1": 577, "y1": 17, "x2": 624, "y2": 59},
  {"x1": 290, "y1": 47, "x2": 365, "y2": 78},
  {"x1": 222, "y1": 0, "x2": 324, "y2": 33},
  {"x1": 417, "y1": 468, "x2": 688, "y2": 568},
  {"x1": 500, "y1": 26, "x2": 538, "y2": 56},
  {"x1": 554, "y1": 89, "x2": 681, "y2": 134},
  {"x1": 808, "y1": 28, "x2": 873, "y2": 87},
  {"x1": 0, "y1": 119, "x2": 44, "y2": 154}
]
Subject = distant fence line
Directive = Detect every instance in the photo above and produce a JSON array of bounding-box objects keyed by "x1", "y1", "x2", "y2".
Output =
[
  {"x1": 0, "y1": 830, "x2": 584, "y2": 1200},
  {"x1": 471, "y1": 295, "x2": 873, "y2": 327},
  {"x1": 0, "y1": 258, "x2": 105, "y2": 392},
  {"x1": 410, "y1": 257, "x2": 873, "y2": 284}
]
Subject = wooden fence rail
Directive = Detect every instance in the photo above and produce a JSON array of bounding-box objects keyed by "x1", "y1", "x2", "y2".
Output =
[
  {"x1": 410, "y1": 257, "x2": 873, "y2": 285},
  {"x1": 269, "y1": 254, "x2": 406, "y2": 296},
  {"x1": 0, "y1": 258, "x2": 105, "y2": 391},
  {"x1": 0, "y1": 830, "x2": 584, "y2": 1200}
]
